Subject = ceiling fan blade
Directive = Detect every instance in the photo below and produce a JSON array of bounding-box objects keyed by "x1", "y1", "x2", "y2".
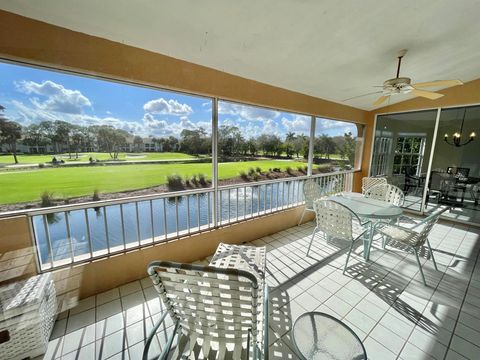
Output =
[
  {"x1": 411, "y1": 89, "x2": 444, "y2": 100},
  {"x1": 373, "y1": 95, "x2": 389, "y2": 106},
  {"x1": 413, "y1": 79, "x2": 463, "y2": 88},
  {"x1": 342, "y1": 91, "x2": 383, "y2": 102}
]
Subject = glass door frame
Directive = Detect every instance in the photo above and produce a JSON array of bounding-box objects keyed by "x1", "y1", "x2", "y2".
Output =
[{"x1": 369, "y1": 103, "x2": 480, "y2": 225}]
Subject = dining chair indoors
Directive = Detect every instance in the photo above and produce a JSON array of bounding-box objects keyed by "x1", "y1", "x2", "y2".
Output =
[
  {"x1": 298, "y1": 179, "x2": 324, "y2": 225},
  {"x1": 365, "y1": 183, "x2": 405, "y2": 207},
  {"x1": 361, "y1": 176, "x2": 387, "y2": 195},
  {"x1": 374, "y1": 208, "x2": 447, "y2": 286},
  {"x1": 307, "y1": 199, "x2": 369, "y2": 274}
]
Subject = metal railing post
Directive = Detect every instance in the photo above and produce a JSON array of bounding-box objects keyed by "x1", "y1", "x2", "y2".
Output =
[
  {"x1": 212, "y1": 97, "x2": 219, "y2": 227},
  {"x1": 308, "y1": 116, "x2": 316, "y2": 176}
]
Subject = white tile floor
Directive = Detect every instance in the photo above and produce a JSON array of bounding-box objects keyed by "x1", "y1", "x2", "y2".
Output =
[{"x1": 42, "y1": 218, "x2": 480, "y2": 359}]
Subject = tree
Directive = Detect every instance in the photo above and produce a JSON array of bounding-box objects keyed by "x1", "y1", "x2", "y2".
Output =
[
  {"x1": 314, "y1": 134, "x2": 337, "y2": 159},
  {"x1": 70, "y1": 127, "x2": 86, "y2": 159},
  {"x1": 52, "y1": 120, "x2": 72, "y2": 154},
  {"x1": 96, "y1": 126, "x2": 128, "y2": 159},
  {"x1": 180, "y1": 128, "x2": 209, "y2": 155},
  {"x1": 133, "y1": 136, "x2": 143, "y2": 152},
  {"x1": 23, "y1": 123, "x2": 50, "y2": 153},
  {"x1": 293, "y1": 134, "x2": 309, "y2": 159},
  {"x1": 341, "y1": 132, "x2": 356, "y2": 166},
  {"x1": 0, "y1": 107, "x2": 22, "y2": 164},
  {"x1": 218, "y1": 125, "x2": 244, "y2": 158},
  {"x1": 284, "y1": 132, "x2": 296, "y2": 158}
]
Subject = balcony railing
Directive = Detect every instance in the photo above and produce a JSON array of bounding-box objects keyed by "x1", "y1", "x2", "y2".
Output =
[{"x1": 21, "y1": 171, "x2": 354, "y2": 271}]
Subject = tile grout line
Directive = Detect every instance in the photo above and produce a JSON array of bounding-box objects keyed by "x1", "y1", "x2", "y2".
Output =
[{"x1": 442, "y1": 234, "x2": 480, "y2": 360}]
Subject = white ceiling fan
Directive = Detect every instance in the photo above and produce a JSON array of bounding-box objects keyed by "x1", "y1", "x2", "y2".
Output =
[{"x1": 344, "y1": 49, "x2": 463, "y2": 106}]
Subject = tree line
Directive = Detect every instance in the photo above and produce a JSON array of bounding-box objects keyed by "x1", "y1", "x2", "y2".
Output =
[{"x1": 0, "y1": 105, "x2": 356, "y2": 165}]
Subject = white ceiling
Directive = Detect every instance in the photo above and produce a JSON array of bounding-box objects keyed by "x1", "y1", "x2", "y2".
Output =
[{"x1": 2, "y1": 0, "x2": 480, "y2": 111}]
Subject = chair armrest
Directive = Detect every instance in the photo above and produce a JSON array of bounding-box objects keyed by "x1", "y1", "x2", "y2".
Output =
[{"x1": 143, "y1": 311, "x2": 178, "y2": 360}]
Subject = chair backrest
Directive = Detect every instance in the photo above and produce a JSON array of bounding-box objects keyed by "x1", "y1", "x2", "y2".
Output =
[
  {"x1": 362, "y1": 177, "x2": 387, "y2": 194},
  {"x1": 147, "y1": 261, "x2": 262, "y2": 346},
  {"x1": 303, "y1": 179, "x2": 324, "y2": 208},
  {"x1": 365, "y1": 184, "x2": 405, "y2": 206},
  {"x1": 313, "y1": 199, "x2": 361, "y2": 240},
  {"x1": 324, "y1": 178, "x2": 339, "y2": 196},
  {"x1": 411, "y1": 207, "x2": 448, "y2": 247}
]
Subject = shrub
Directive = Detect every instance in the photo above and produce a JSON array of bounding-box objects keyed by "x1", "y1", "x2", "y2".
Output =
[
  {"x1": 38, "y1": 163, "x2": 45, "y2": 168},
  {"x1": 239, "y1": 170, "x2": 248, "y2": 180},
  {"x1": 166, "y1": 174, "x2": 184, "y2": 191},
  {"x1": 92, "y1": 189, "x2": 100, "y2": 201},
  {"x1": 286, "y1": 166, "x2": 294, "y2": 175},
  {"x1": 248, "y1": 167, "x2": 256, "y2": 176},
  {"x1": 268, "y1": 168, "x2": 273, "y2": 172},
  {"x1": 198, "y1": 173, "x2": 207, "y2": 186},
  {"x1": 252, "y1": 173, "x2": 260, "y2": 181},
  {"x1": 273, "y1": 167, "x2": 281, "y2": 172},
  {"x1": 191, "y1": 174, "x2": 198, "y2": 186},
  {"x1": 185, "y1": 179, "x2": 191, "y2": 187},
  {"x1": 255, "y1": 166, "x2": 262, "y2": 173},
  {"x1": 40, "y1": 191, "x2": 55, "y2": 207}
]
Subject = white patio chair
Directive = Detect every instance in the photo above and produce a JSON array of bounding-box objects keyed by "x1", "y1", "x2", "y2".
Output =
[
  {"x1": 374, "y1": 208, "x2": 447, "y2": 286},
  {"x1": 298, "y1": 179, "x2": 324, "y2": 225},
  {"x1": 365, "y1": 183, "x2": 405, "y2": 207},
  {"x1": 143, "y1": 261, "x2": 268, "y2": 360},
  {"x1": 361, "y1": 177, "x2": 387, "y2": 195},
  {"x1": 306, "y1": 199, "x2": 369, "y2": 274}
]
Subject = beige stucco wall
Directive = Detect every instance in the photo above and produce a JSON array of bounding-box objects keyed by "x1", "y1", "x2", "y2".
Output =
[{"x1": 0, "y1": 216, "x2": 37, "y2": 284}]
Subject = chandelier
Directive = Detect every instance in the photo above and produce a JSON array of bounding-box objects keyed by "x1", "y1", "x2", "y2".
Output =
[{"x1": 444, "y1": 107, "x2": 476, "y2": 147}]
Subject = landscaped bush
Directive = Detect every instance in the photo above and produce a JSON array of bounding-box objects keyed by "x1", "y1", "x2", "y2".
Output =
[
  {"x1": 166, "y1": 174, "x2": 184, "y2": 191},
  {"x1": 248, "y1": 167, "x2": 256, "y2": 176},
  {"x1": 252, "y1": 173, "x2": 260, "y2": 181},
  {"x1": 38, "y1": 163, "x2": 45, "y2": 168},
  {"x1": 273, "y1": 167, "x2": 281, "y2": 172},
  {"x1": 92, "y1": 189, "x2": 100, "y2": 201},
  {"x1": 191, "y1": 174, "x2": 198, "y2": 186},
  {"x1": 239, "y1": 170, "x2": 248, "y2": 180},
  {"x1": 286, "y1": 166, "x2": 294, "y2": 175},
  {"x1": 255, "y1": 166, "x2": 262, "y2": 173},
  {"x1": 198, "y1": 173, "x2": 208, "y2": 186},
  {"x1": 40, "y1": 191, "x2": 55, "y2": 207},
  {"x1": 185, "y1": 179, "x2": 191, "y2": 187}
]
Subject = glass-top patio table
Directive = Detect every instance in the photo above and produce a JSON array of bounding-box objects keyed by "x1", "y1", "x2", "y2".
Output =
[{"x1": 327, "y1": 193, "x2": 403, "y2": 260}]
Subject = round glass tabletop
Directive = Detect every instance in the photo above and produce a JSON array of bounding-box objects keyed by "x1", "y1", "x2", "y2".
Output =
[{"x1": 292, "y1": 312, "x2": 367, "y2": 360}]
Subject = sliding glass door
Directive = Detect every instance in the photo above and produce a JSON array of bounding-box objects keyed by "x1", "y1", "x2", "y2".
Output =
[
  {"x1": 425, "y1": 105, "x2": 480, "y2": 224},
  {"x1": 371, "y1": 110, "x2": 438, "y2": 212}
]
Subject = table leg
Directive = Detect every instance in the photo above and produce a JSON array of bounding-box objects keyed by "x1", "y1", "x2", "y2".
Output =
[{"x1": 363, "y1": 222, "x2": 374, "y2": 261}]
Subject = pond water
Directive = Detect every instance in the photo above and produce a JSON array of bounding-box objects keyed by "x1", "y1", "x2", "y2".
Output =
[{"x1": 33, "y1": 180, "x2": 309, "y2": 266}]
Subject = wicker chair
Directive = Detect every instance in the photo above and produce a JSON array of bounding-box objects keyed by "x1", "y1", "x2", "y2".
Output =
[
  {"x1": 361, "y1": 177, "x2": 387, "y2": 195},
  {"x1": 365, "y1": 184, "x2": 405, "y2": 207},
  {"x1": 143, "y1": 261, "x2": 268, "y2": 360},
  {"x1": 374, "y1": 208, "x2": 447, "y2": 286},
  {"x1": 298, "y1": 179, "x2": 324, "y2": 225},
  {"x1": 307, "y1": 200, "x2": 369, "y2": 274}
]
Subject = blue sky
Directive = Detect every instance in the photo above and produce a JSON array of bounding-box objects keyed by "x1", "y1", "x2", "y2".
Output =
[{"x1": 0, "y1": 62, "x2": 357, "y2": 139}]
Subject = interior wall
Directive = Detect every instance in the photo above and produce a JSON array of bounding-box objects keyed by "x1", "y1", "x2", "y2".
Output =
[{"x1": 362, "y1": 78, "x2": 480, "y2": 180}]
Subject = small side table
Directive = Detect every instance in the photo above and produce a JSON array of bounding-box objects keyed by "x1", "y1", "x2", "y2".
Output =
[{"x1": 292, "y1": 312, "x2": 367, "y2": 360}]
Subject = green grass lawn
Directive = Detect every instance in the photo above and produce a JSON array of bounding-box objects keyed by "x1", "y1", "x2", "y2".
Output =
[
  {"x1": 0, "y1": 152, "x2": 196, "y2": 165},
  {"x1": 0, "y1": 159, "x2": 306, "y2": 204}
]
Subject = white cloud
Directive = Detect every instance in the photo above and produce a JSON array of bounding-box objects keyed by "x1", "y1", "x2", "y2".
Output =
[
  {"x1": 143, "y1": 98, "x2": 193, "y2": 116},
  {"x1": 218, "y1": 102, "x2": 280, "y2": 121},
  {"x1": 15, "y1": 80, "x2": 91, "y2": 114},
  {"x1": 281, "y1": 115, "x2": 310, "y2": 134}
]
